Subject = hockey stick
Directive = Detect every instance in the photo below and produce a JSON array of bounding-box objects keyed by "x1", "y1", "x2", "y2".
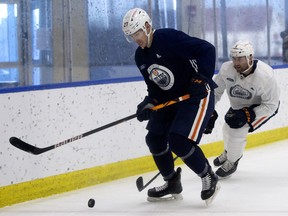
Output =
[
  {"x1": 9, "y1": 94, "x2": 190, "y2": 155},
  {"x1": 136, "y1": 156, "x2": 179, "y2": 192}
]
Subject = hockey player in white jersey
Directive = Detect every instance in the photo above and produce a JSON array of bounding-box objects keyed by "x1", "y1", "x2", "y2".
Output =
[{"x1": 205, "y1": 40, "x2": 280, "y2": 178}]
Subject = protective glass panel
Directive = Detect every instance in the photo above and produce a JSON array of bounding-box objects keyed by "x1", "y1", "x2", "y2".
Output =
[
  {"x1": 0, "y1": 3, "x2": 18, "y2": 86},
  {"x1": 0, "y1": 0, "x2": 287, "y2": 89}
]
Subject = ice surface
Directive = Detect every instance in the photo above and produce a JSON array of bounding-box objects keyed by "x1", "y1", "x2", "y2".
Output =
[{"x1": 1, "y1": 139, "x2": 288, "y2": 216}]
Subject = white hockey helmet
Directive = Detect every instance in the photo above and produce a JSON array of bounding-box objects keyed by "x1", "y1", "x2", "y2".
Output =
[
  {"x1": 230, "y1": 40, "x2": 254, "y2": 58},
  {"x1": 122, "y1": 8, "x2": 152, "y2": 41}
]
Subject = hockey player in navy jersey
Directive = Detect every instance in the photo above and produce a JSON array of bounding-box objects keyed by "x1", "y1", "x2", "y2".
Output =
[
  {"x1": 122, "y1": 8, "x2": 220, "y2": 205},
  {"x1": 207, "y1": 40, "x2": 280, "y2": 179}
]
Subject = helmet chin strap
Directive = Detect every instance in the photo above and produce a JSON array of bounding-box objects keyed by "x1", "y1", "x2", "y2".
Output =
[
  {"x1": 240, "y1": 56, "x2": 253, "y2": 76},
  {"x1": 144, "y1": 29, "x2": 155, "y2": 49}
]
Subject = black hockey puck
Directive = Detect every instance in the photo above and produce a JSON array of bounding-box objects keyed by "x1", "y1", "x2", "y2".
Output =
[{"x1": 88, "y1": 198, "x2": 95, "y2": 208}]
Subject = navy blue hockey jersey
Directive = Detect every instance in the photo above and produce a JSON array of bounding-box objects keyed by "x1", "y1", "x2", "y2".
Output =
[{"x1": 135, "y1": 28, "x2": 217, "y2": 103}]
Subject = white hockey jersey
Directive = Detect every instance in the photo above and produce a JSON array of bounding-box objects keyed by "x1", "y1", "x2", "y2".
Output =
[{"x1": 214, "y1": 60, "x2": 280, "y2": 118}]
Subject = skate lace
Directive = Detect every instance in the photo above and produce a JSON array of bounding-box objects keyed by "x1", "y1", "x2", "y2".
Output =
[
  {"x1": 221, "y1": 160, "x2": 234, "y2": 172},
  {"x1": 155, "y1": 182, "x2": 168, "y2": 192},
  {"x1": 201, "y1": 174, "x2": 211, "y2": 191}
]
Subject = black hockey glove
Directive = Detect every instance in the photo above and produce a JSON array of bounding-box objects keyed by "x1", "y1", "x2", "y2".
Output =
[
  {"x1": 225, "y1": 107, "x2": 256, "y2": 129},
  {"x1": 136, "y1": 96, "x2": 156, "y2": 122},
  {"x1": 204, "y1": 110, "x2": 218, "y2": 134},
  {"x1": 189, "y1": 77, "x2": 210, "y2": 100}
]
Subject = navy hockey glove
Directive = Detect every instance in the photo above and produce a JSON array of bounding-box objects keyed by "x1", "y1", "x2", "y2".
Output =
[
  {"x1": 225, "y1": 107, "x2": 256, "y2": 129},
  {"x1": 136, "y1": 96, "x2": 156, "y2": 122},
  {"x1": 204, "y1": 110, "x2": 218, "y2": 134},
  {"x1": 189, "y1": 78, "x2": 210, "y2": 100}
]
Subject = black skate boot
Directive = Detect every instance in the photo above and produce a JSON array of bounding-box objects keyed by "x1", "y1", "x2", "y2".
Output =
[
  {"x1": 201, "y1": 168, "x2": 220, "y2": 206},
  {"x1": 215, "y1": 156, "x2": 242, "y2": 179},
  {"x1": 213, "y1": 150, "x2": 227, "y2": 167},
  {"x1": 147, "y1": 167, "x2": 183, "y2": 202}
]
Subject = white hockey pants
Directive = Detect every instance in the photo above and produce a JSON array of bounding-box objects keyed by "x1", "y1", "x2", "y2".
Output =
[{"x1": 222, "y1": 123, "x2": 249, "y2": 162}]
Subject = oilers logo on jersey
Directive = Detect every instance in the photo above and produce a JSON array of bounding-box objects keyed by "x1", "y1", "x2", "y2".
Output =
[
  {"x1": 147, "y1": 64, "x2": 175, "y2": 90},
  {"x1": 229, "y1": 84, "x2": 252, "y2": 99}
]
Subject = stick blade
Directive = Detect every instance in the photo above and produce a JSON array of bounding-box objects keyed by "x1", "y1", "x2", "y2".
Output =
[
  {"x1": 9, "y1": 137, "x2": 41, "y2": 155},
  {"x1": 136, "y1": 176, "x2": 144, "y2": 192}
]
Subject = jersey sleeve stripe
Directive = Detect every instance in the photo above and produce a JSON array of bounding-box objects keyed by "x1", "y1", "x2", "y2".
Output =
[{"x1": 188, "y1": 91, "x2": 210, "y2": 142}]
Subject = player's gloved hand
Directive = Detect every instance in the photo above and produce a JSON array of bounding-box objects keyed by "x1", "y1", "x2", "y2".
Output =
[
  {"x1": 204, "y1": 110, "x2": 218, "y2": 134},
  {"x1": 136, "y1": 96, "x2": 156, "y2": 122},
  {"x1": 225, "y1": 107, "x2": 256, "y2": 129},
  {"x1": 189, "y1": 77, "x2": 210, "y2": 100}
]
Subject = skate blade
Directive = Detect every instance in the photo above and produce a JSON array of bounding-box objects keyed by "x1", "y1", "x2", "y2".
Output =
[
  {"x1": 217, "y1": 175, "x2": 232, "y2": 180},
  {"x1": 205, "y1": 182, "x2": 221, "y2": 206},
  {"x1": 147, "y1": 193, "x2": 183, "y2": 202}
]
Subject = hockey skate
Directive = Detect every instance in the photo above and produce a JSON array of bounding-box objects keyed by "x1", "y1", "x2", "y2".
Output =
[
  {"x1": 147, "y1": 167, "x2": 183, "y2": 202},
  {"x1": 213, "y1": 150, "x2": 227, "y2": 167},
  {"x1": 215, "y1": 156, "x2": 242, "y2": 179},
  {"x1": 201, "y1": 168, "x2": 220, "y2": 206}
]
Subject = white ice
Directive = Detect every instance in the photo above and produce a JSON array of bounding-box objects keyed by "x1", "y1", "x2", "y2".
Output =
[{"x1": 1, "y1": 139, "x2": 288, "y2": 216}]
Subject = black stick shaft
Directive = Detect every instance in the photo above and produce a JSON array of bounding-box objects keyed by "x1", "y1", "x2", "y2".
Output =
[
  {"x1": 83, "y1": 114, "x2": 137, "y2": 137},
  {"x1": 10, "y1": 94, "x2": 189, "y2": 155},
  {"x1": 10, "y1": 114, "x2": 137, "y2": 155}
]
